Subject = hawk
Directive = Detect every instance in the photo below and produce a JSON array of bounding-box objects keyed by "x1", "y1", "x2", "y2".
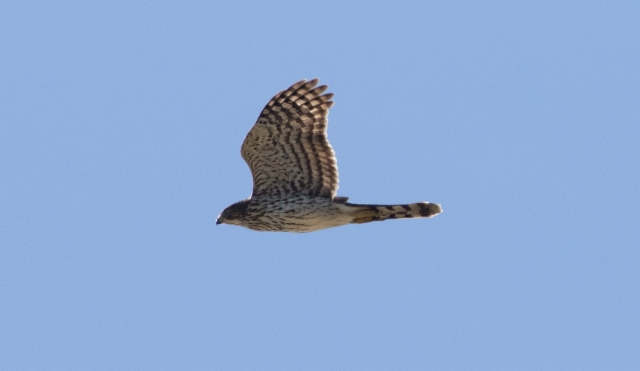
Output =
[{"x1": 216, "y1": 79, "x2": 442, "y2": 232}]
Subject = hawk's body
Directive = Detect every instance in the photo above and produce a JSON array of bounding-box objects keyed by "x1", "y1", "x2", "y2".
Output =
[{"x1": 217, "y1": 79, "x2": 441, "y2": 232}]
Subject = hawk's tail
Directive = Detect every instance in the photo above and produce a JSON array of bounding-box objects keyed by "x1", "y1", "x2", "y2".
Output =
[{"x1": 345, "y1": 202, "x2": 442, "y2": 224}]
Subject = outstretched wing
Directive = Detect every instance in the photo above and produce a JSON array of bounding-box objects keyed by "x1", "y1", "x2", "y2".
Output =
[{"x1": 241, "y1": 79, "x2": 338, "y2": 198}]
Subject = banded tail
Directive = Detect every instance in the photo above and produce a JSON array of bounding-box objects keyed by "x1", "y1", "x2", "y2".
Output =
[{"x1": 345, "y1": 202, "x2": 442, "y2": 224}]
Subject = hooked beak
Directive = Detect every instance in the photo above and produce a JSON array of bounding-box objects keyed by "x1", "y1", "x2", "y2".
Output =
[{"x1": 216, "y1": 216, "x2": 222, "y2": 225}]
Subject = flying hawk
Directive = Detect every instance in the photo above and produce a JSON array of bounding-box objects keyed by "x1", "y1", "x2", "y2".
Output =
[{"x1": 217, "y1": 79, "x2": 441, "y2": 232}]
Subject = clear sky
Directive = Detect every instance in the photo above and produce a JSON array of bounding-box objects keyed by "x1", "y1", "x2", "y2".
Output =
[{"x1": 1, "y1": 1, "x2": 638, "y2": 370}]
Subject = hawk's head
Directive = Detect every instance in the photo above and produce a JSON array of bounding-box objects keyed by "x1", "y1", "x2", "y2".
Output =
[{"x1": 216, "y1": 199, "x2": 251, "y2": 226}]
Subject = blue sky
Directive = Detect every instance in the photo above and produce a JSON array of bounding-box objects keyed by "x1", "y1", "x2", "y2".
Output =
[{"x1": 1, "y1": 1, "x2": 638, "y2": 370}]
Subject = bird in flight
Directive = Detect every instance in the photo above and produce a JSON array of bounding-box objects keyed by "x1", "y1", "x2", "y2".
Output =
[{"x1": 217, "y1": 79, "x2": 442, "y2": 232}]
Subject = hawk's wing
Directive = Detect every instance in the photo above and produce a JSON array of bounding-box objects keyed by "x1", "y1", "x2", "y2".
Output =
[{"x1": 241, "y1": 79, "x2": 338, "y2": 198}]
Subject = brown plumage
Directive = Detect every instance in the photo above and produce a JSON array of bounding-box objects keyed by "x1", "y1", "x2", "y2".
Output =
[{"x1": 217, "y1": 79, "x2": 442, "y2": 232}]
